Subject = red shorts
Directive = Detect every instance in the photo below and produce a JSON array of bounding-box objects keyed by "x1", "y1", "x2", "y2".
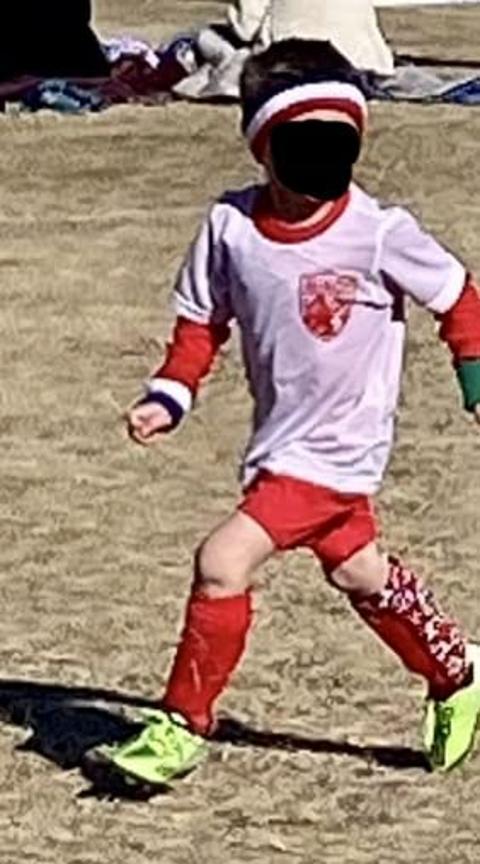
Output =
[{"x1": 239, "y1": 470, "x2": 378, "y2": 574}]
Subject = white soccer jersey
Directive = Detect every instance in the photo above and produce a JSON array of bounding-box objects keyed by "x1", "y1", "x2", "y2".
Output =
[{"x1": 173, "y1": 183, "x2": 465, "y2": 494}]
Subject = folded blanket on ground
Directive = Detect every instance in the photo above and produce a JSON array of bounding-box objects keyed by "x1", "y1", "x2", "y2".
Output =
[
  {"x1": 171, "y1": 26, "x2": 480, "y2": 106},
  {"x1": 0, "y1": 34, "x2": 199, "y2": 112}
]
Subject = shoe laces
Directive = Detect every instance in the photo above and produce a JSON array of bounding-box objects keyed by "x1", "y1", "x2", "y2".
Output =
[
  {"x1": 430, "y1": 703, "x2": 454, "y2": 765},
  {"x1": 435, "y1": 703, "x2": 454, "y2": 737},
  {"x1": 120, "y1": 711, "x2": 189, "y2": 761}
]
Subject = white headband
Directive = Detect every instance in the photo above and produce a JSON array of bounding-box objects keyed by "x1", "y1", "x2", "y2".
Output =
[{"x1": 246, "y1": 81, "x2": 368, "y2": 161}]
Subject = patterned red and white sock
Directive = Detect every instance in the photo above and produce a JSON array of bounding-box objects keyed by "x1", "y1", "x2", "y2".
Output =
[
  {"x1": 350, "y1": 557, "x2": 471, "y2": 700},
  {"x1": 162, "y1": 591, "x2": 253, "y2": 735}
]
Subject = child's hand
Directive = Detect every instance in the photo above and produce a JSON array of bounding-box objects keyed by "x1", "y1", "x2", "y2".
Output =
[{"x1": 126, "y1": 400, "x2": 174, "y2": 445}]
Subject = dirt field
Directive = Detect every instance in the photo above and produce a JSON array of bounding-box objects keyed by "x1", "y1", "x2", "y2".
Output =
[{"x1": 0, "y1": 1, "x2": 480, "y2": 862}]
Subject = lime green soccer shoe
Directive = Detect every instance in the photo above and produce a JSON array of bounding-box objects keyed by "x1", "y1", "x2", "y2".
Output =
[
  {"x1": 89, "y1": 709, "x2": 208, "y2": 788},
  {"x1": 423, "y1": 644, "x2": 480, "y2": 772}
]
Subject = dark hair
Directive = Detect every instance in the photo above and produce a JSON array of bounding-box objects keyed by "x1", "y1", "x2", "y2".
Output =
[{"x1": 240, "y1": 39, "x2": 365, "y2": 131}]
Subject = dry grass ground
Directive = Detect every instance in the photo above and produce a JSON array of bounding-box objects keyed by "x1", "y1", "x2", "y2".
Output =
[{"x1": 0, "y1": 1, "x2": 479, "y2": 862}]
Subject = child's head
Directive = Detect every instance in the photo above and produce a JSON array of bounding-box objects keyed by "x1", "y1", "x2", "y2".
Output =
[{"x1": 240, "y1": 40, "x2": 368, "y2": 203}]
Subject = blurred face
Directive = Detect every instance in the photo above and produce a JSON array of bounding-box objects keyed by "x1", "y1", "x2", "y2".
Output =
[{"x1": 264, "y1": 109, "x2": 361, "y2": 204}]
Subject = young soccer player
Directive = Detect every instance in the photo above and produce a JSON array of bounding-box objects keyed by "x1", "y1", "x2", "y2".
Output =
[{"x1": 92, "y1": 40, "x2": 480, "y2": 787}]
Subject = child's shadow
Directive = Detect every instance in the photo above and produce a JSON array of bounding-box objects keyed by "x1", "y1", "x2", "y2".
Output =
[
  {"x1": 214, "y1": 717, "x2": 429, "y2": 772},
  {"x1": 0, "y1": 678, "x2": 429, "y2": 800},
  {"x1": 0, "y1": 678, "x2": 161, "y2": 800}
]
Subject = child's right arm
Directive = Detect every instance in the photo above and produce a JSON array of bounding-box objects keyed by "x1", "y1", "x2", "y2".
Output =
[
  {"x1": 126, "y1": 211, "x2": 232, "y2": 445},
  {"x1": 127, "y1": 316, "x2": 230, "y2": 444}
]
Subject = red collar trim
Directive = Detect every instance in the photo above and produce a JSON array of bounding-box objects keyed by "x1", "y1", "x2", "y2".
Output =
[{"x1": 252, "y1": 187, "x2": 351, "y2": 244}]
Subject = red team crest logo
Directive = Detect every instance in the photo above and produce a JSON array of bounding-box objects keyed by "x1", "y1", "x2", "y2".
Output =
[{"x1": 299, "y1": 271, "x2": 358, "y2": 340}]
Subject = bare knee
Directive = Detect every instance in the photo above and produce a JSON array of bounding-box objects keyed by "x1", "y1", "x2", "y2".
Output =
[
  {"x1": 195, "y1": 537, "x2": 252, "y2": 597},
  {"x1": 329, "y1": 543, "x2": 388, "y2": 596},
  {"x1": 194, "y1": 513, "x2": 273, "y2": 598}
]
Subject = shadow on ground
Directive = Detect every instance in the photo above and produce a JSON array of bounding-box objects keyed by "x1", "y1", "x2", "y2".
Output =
[
  {"x1": 0, "y1": 678, "x2": 161, "y2": 800},
  {"x1": 214, "y1": 717, "x2": 430, "y2": 772},
  {"x1": 0, "y1": 679, "x2": 429, "y2": 799}
]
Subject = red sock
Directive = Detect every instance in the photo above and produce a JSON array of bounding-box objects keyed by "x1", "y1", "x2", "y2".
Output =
[
  {"x1": 162, "y1": 591, "x2": 253, "y2": 735},
  {"x1": 350, "y1": 557, "x2": 470, "y2": 699}
]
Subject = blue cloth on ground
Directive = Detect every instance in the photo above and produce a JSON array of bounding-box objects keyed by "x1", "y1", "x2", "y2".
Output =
[
  {"x1": 21, "y1": 79, "x2": 105, "y2": 113},
  {"x1": 438, "y1": 78, "x2": 480, "y2": 105}
]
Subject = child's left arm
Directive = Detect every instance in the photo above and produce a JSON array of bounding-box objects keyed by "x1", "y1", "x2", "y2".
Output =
[
  {"x1": 437, "y1": 276, "x2": 480, "y2": 424},
  {"x1": 380, "y1": 208, "x2": 480, "y2": 424}
]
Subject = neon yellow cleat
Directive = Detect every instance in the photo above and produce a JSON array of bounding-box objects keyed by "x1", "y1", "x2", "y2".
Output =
[
  {"x1": 90, "y1": 709, "x2": 208, "y2": 787},
  {"x1": 423, "y1": 644, "x2": 480, "y2": 772}
]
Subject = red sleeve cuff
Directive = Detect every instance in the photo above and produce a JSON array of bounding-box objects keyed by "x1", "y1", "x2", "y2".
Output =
[
  {"x1": 438, "y1": 275, "x2": 480, "y2": 361},
  {"x1": 152, "y1": 316, "x2": 230, "y2": 394}
]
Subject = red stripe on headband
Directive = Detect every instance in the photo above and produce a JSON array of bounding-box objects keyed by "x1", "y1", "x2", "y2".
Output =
[{"x1": 250, "y1": 98, "x2": 365, "y2": 162}]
